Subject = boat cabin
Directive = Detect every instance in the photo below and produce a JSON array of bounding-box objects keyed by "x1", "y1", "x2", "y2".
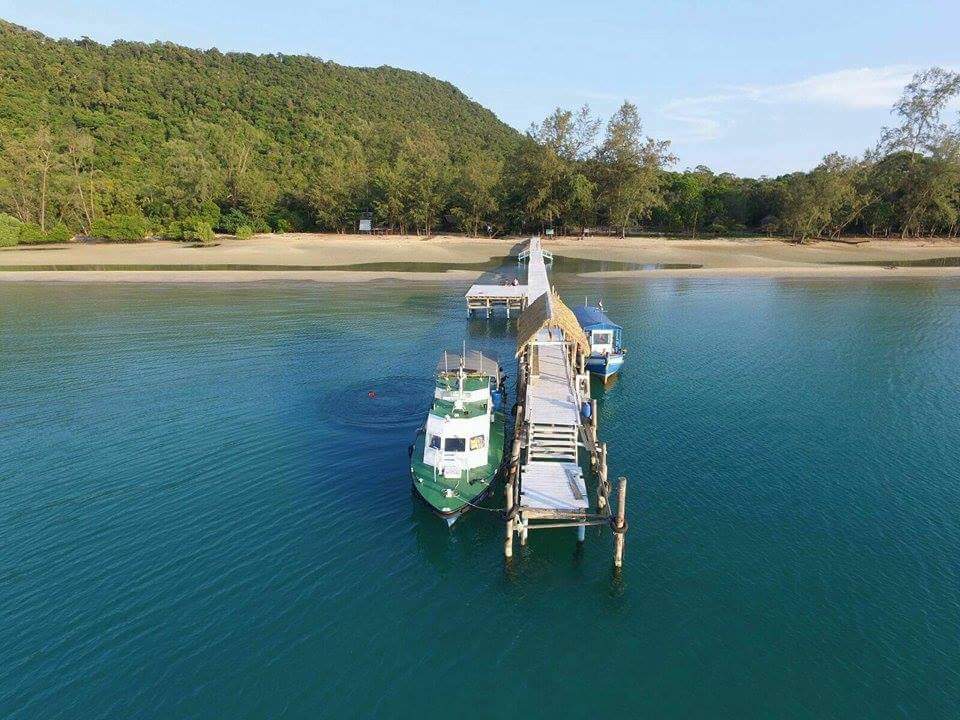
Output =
[
  {"x1": 423, "y1": 351, "x2": 501, "y2": 479},
  {"x1": 573, "y1": 304, "x2": 622, "y2": 357}
]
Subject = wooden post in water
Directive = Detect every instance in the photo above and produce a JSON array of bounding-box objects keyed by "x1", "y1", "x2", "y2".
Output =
[
  {"x1": 613, "y1": 477, "x2": 628, "y2": 568},
  {"x1": 518, "y1": 350, "x2": 527, "y2": 395},
  {"x1": 598, "y1": 442, "x2": 608, "y2": 511},
  {"x1": 505, "y1": 451, "x2": 519, "y2": 559},
  {"x1": 590, "y1": 399, "x2": 598, "y2": 444},
  {"x1": 505, "y1": 476, "x2": 514, "y2": 558},
  {"x1": 505, "y1": 410, "x2": 524, "y2": 559}
]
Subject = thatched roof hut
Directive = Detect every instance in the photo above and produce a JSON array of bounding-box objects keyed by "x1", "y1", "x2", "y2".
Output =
[{"x1": 516, "y1": 290, "x2": 589, "y2": 357}]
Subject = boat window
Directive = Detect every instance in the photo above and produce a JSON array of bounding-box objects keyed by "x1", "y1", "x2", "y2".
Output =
[
  {"x1": 444, "y1": 438, "x2": 466, "y2": 452},
  {"x1": 428, "y1": 435, "x2": 441, "y2": 450},
  {"x1": 592, "y1": 331, "x2": 612, "y2": 345},
  {"x1": 470, "y1": 435, "x2": 486, "y2": 450}
]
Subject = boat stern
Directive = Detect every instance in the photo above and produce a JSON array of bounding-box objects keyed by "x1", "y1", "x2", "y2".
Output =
[{"x1": 586, "y1": 352, "x2": 624, "y2": 380}]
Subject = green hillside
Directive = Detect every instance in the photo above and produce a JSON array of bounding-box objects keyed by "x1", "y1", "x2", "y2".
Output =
[{"x1": 0, "y1": 19, "x2": 520, "y2": 236}]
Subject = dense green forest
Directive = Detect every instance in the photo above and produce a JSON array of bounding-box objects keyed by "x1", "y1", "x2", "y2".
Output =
[{"x1": 2, "y1": 19, "x2": 959, "y2": 244}]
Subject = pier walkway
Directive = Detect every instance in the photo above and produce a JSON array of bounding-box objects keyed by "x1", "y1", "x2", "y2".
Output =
[
  {"x1": 494, "y1": 237, "x2": 627, "y2": 563},
  {"x1": 464, "y1": 236, "x2": 552, "y2": 317}
]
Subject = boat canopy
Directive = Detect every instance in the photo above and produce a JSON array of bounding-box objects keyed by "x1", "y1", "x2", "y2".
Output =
[
  {"x1": 573, "y1": 304, "x2": 622, "y2": 332},
  {"x1": 437, "y1": 350, "x2": 500, "y2": 378}
]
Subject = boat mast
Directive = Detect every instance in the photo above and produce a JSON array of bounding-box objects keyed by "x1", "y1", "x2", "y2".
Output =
[{"x1": 455, "y1": 342, "x2": 465, "y2": 410}]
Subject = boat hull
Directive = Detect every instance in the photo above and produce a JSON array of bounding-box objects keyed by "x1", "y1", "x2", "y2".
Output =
[{"x1": 585, "y1": 353, "x2": 624, "y2": 380}]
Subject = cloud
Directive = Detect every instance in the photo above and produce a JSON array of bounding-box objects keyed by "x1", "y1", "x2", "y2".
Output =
[
  {"x1": 750, "y1": 66, "x2": 917, "y2": 109},
  {"x1": 661, "y1": 66, "x2": 920, "y2": 143},
  {"x1": 660, "y1": 92, "x2": 742, "y2": 142}
]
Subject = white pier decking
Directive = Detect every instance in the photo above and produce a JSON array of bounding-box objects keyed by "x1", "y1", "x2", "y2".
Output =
[
  {"x1": 464, "y1": 235, "x2": 553, "y2": 317},
  {"x1": 465, "y1": 284, "x2": 526, "y2": 317},
  {"x1": 519, "y1": 461, "x2": 588, "y2": 511},
  {"x1": 527, "y1": 331, "x2": 580, "y2": 427},
  {"x1": 522, "y1": 236, "x2": 551, "y2": 303}
]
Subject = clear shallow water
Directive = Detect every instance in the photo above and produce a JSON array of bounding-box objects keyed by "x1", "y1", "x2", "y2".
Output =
[{"x1": 1, "y1": 277, "x2": 959, "y2": 718}]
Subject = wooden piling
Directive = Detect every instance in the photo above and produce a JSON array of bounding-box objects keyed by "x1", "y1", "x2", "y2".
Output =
[
  {"x1": 590, "y1": 399, "x2": 598, "y2": 444},
  {"x1": 613, "y1": 477, "x2": 627, "y2": 568},
  {"x1": 505, "y1": 477, "x2": 514, "y2": 558},
  {"x1": 597, "y1": 442, "x2": 608, "y2": 510},
  {"x1": 506, "y1": 408, "x2": 524, "y2": 559}
]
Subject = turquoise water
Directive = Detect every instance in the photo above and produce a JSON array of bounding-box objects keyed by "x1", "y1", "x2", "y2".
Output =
[{"x1": 2, "y1": 276, "x2": 959, "y2": 718}]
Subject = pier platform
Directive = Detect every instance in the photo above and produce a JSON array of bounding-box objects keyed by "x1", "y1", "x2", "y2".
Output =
[
  {"x1": 519, "y1": 462, "x2": 588, "y2": 512},
  {"x1": 465, "y1": 285, "x2": 527, "y2": 317}
]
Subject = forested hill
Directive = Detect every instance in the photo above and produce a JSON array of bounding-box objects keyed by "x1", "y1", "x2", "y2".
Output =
[
  {"x1": 0, "y1": 19, "x2": 520, "y2": 236},
  {"x1": 3, "y1": 19, "x2": 959, "y2": 242}
]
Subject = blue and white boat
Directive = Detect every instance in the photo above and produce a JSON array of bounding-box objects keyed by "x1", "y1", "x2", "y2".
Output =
[{"x1": 573, "y1": 301, "x2": 625, "y2": 380}]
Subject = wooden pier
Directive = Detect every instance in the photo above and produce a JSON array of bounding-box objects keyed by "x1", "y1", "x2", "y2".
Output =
[
  {"x1": 465, "y1": 285, "x2": 527, "y2": 317},
  {"x1": 472, "y1": 236, "x2": 629, "y2": 566}
]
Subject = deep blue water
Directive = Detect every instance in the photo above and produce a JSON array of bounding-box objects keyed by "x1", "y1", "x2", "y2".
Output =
[{"x1": 1, "y1": 276, "x2": 959, "y2": 718}]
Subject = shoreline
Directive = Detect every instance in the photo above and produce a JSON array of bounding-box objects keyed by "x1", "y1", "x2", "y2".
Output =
[
  {"x1": 4, "y1": 266, "x2": 960, "y2": 285},
  {"x1": 1, "y1": 233, "x2": 959, "y2": 283}
]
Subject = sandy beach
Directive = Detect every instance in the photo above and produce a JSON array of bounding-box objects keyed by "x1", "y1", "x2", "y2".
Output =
[{"x1": 1, "y1": 233, "x2": 959, "y2": 283}]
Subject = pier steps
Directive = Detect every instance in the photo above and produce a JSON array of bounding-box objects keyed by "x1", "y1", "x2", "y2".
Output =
[{"x1": 527, "y1": 423, "x2": 578, "y2": 462}]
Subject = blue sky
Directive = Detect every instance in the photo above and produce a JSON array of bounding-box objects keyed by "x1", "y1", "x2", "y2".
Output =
[{"x1": 3, "y1": 0, "x2": 958, "y2": 176}]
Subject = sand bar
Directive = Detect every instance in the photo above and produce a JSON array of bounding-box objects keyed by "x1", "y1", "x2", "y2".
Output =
[{"x1": 1, "y1": 233, "x2": 959, "y2": 282}]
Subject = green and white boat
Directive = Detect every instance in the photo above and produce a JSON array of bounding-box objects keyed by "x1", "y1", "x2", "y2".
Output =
[{"x1": 410, "y1": 350, "x2": 507, "y2": 525}]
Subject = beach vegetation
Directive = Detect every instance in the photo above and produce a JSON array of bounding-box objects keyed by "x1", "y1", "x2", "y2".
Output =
[
  {"x1": 0, "y1": 213, "x2": 22, "y2": 246},
  {"x1": 90, "y1": 214, "x2": 151, "y2": 242}
]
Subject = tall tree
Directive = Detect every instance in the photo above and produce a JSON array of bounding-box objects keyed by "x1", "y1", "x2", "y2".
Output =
[
  {"x1": 881, "y1": 68, "x2": 960, "y2": 158},
  {"x1": 65, "y1": 130, "x2": 98, "y2": 233},
  {"x1": 398, "y1": 130, "x2": 450, "y2": 235},
  {"x1": 0, "y1": 127, "x2": 59, "y2": 230},
  {"x1": 528, "y1": 104, "x2": 601, "y2": 162},
  {"x1": 596, "y1": 101, "x2": 676, "y2": 236},
  {"x1": 450, "y1": 151, "x2": 502, "y2": 236},
  {"x1": 308, "y1": 140, "x2": 367, "y2": 232}
]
